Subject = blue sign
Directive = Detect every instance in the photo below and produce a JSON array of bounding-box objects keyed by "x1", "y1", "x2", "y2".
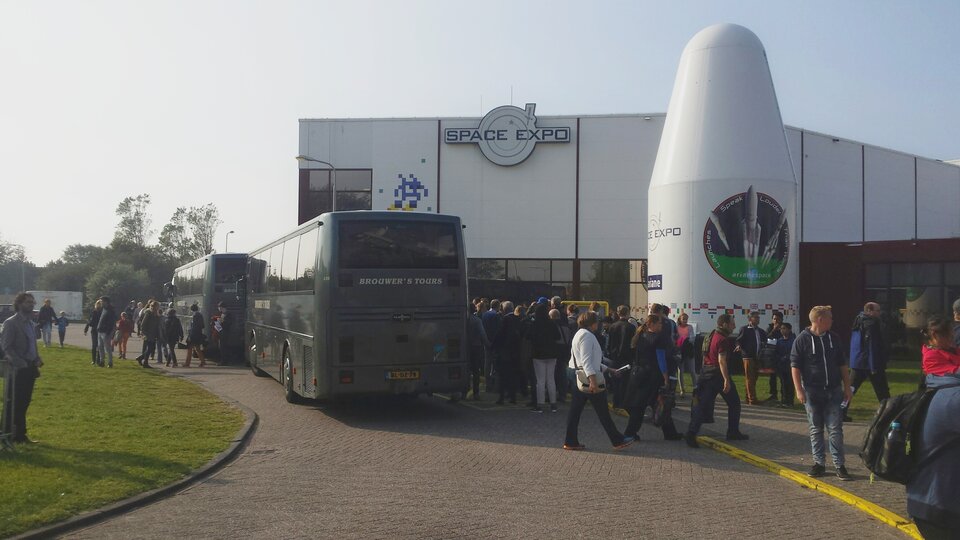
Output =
[{"x1": 647, "y1": 274, "x2": 663, "y2": 291}]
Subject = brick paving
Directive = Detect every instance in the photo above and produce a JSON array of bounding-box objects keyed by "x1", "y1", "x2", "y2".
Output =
[{"x1": 52, "y1": 338, "x2": 908, "y2": 539}]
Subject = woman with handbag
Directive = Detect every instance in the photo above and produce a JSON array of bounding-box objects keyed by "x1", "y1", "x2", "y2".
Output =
[
  {"x1": 563, "y1": 311, "x2": 633, "y2": 451},
  {"x1": 622, "y1": 314, "x2": 683, "y2": 441}
]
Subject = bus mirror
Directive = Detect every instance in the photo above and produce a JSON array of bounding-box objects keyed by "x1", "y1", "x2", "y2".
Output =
[{"x1": 236, "y1": 276, "x2": 247, "y2": 301}]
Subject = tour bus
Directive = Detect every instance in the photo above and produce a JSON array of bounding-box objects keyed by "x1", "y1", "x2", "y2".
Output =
[
  {"x1": 166, "y1": 253, "x2": 248, "y2": 362},
  {"x1": 244, "y1": 211, "x2": 469, "y2": 403}
]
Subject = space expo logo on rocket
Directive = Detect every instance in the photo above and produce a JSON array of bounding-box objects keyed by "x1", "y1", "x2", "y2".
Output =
[{"x1": 703, "y1": 185, "x2": 789, "y2": 289}]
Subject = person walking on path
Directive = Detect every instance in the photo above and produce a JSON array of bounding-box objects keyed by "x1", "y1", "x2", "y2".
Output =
[
  {"x1": 607, "y1": 305, "x2": 636, "y2": 408},
  {"x1": 791, "y1": 305, "x2": 853, "y2": 481},
  {"x1": 115, "y1": 312, "x2": 134, "y2": 359},
  {"x1": 96, "y1": 296, "x2": 118, "y2": 368},
  {"x1": 735, "y1": 311, "x2": 767, "y2": 405},
  {"x1": 55, "y1": 311, "x2": 69, "y2": 348},
  {"x1": 622, "y1": 314, "x2": 683, "y2": 442},
  {"x1": 185, "y1": 303, "x2": 206, "y2": 368},
  {"x1": 842, "y1": 302, "x2": 890, "y2": 421},
  {"x1": 563, "y1": 311, "x2": 634, "y2": 452},
  {"x1": 1, "y1": 292, "x2": 44, "y2": 444},
  {"x1": 37, "y1": 298, "x2": 57, "y2": 348},
  {"x1": 136, "y1": 302, "x2": 162, "y2": 368},
  {"x1": 685, "y1": 314, "x2": 748, "y2": 448},
  {"x1": 163, "y1": 308, "x2": 183, "y2": 367},
  {"x1": 675, "y1": 312, "x2": 698, "y2": 397},
  {"x1": 83, "y1": 299, "x2": 102, "y2": 366}
]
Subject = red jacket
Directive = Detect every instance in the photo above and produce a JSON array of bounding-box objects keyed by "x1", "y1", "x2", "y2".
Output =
[
  {"x1": 116, "y1": 318, "x2": 135, "y2": 335},
  {"x1": 922, "y1": 345, "x2": 960, "y2": 376}
]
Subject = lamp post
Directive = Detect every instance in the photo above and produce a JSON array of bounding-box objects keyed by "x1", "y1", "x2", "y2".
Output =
[
  {"x1": 225, "y1": 230, "x2": 235, "y2": 252},
  {"x1": 295, "y1": 154, "x2": 337, "y2": 211}
]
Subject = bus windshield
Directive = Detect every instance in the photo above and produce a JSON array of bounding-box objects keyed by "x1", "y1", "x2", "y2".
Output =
[{"x1": 338, "y1": 220, "x2": 459, "y2": 269}]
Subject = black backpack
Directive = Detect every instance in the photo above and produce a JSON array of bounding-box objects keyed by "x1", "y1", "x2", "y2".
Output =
[{"x1": 859, "y1": 388, "x2": 937, "y2": 484}]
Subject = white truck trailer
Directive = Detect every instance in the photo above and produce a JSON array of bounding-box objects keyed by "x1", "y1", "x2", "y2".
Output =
[{"x1": 27, "y1": 290, "x2": 84, "y2": 320}]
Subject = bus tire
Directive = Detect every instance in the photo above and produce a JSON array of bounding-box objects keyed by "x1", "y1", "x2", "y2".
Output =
[{"x1": 283, "y1": 351, "x2": 300, "y2": 404}]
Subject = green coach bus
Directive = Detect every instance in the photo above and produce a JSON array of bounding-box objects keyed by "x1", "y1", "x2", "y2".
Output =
[{"x1": 244, "y1": 211, "x2": 469, "y2": 403}]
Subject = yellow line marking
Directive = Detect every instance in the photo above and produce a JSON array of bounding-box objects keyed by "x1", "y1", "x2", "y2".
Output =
[
  {"x1": 605, "y1": 403, "x2": 919, "y2": 539},
  {"x1": 698, "y1": 436, "x2": 921, "y2": 539}
]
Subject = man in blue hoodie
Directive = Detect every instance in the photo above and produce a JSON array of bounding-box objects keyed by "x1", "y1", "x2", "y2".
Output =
[
  {"x1": 906, "y1": 374, "x2": 960, "y2": 537},
  {"x1": 842, "y1": 302, "x2": 890, "y2": 422},
  {"x1": 791, "y1": 305, "x2": 853, "y2": 481}
]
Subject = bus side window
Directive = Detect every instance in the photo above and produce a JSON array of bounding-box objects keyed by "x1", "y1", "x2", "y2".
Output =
[
  {"x1": 248, "y1": 256, "x2": 266, "y2": 294},
  {"x1": 267, "y1": 246, "x2": 282, "y2": 294},
  {"x1": 281, "y1": 237, "x2": 301, "y2": 292},
  {"x1": 296, "y1": 228, "x2": 319, "y2": 291}
]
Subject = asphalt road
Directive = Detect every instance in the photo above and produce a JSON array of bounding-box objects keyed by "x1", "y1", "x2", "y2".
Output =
[{"x1": 50, "y1": 332, "x2": 904, "y2": 539}]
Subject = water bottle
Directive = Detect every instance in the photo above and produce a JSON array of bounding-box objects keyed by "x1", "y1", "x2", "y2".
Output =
[{"x1": 882, "y1": 421, "x2": 905, "y2": 473}]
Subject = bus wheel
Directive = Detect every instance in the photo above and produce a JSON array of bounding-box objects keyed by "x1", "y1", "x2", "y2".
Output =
[
  {"x1": 283, "y1": 352, "x2": 300, "y2": 404},
  {"x1": 249, "y1": 343, "x2": 269, "y2": 377}
]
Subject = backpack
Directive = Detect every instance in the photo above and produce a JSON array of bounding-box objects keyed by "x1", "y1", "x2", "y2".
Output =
[
  {"x1": 859, "y1": 388, "x2": 937, "y2": 484},
  {"x1": 164, "y1": 317, "x2": 181, "y2": 342}
]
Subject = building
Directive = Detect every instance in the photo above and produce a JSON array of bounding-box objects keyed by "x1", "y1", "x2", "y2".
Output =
[{"x1": 297, "y1": 106, "x2": 960, "y2": 339}]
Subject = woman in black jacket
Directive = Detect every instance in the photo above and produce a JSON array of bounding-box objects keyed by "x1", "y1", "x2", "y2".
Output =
[
  {"x1": 82, "y1": 299, "x2": 102, "y2": 366},
  {"x1": 622, "y1": 314, "x2": 683, "y2": 441},
  {"x1": 527, "y1": 302, "x2": 562, "y2": 413}
]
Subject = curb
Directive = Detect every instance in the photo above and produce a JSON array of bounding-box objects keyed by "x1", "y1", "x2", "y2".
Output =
[
  {"x1": 14, "y1": 399, "x2": 258, "y2": 539},
  {"x1": 606, "y1": 404, "x2": 919, "y2": 539}
]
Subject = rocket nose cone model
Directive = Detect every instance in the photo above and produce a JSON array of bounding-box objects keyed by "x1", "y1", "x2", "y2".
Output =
[{"x1": 647, "y1": 23, "x2": 799, "y2": 329}]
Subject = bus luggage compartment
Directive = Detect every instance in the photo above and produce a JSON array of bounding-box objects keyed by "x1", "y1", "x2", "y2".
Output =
[{"x1": 332, "y1": 307, "x2": 466, "y2": 395}]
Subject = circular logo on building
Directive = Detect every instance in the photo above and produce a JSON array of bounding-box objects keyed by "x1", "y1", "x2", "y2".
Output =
[{"x1": 702, "y1": 185, "x2": 789, "y2": 288}]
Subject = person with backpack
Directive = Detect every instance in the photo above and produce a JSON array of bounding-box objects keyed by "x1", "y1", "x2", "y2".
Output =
[
  {"x1": 842, "y1": 302, "x2": 891, "y2": 422},
  {"x1": 790, "y1": 305, "x2": 853, "y2": 480},
  {"x1": 685, "y1": 314, "x2": 749, "y2": 448},
  {"x1": 163, "y1": 308, "x2": 184, "y2": 367},
  {"x1": 905, "y1": 317, "x2": 960, "y2": 538}
]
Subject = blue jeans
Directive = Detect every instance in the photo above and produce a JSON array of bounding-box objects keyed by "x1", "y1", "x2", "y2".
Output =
[
  {"x1": 41, "y1": 323, "x2": 52, "y2": 347},
  {"x1": 803, "y1": 385, "x2": 845, "y2": 467}
]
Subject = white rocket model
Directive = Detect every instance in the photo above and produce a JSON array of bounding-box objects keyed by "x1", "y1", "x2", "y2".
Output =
[{"x1": 646, "y1": 23, "x2": 799, "y2": 330}]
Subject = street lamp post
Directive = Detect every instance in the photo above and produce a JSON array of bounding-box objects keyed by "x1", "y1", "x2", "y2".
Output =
[
  {"x1": 225, "y1": 230, "x2": 235, "y2": 252},
  {"x1": 295, "y1": 154, "x2": 337, "y2": 211}
]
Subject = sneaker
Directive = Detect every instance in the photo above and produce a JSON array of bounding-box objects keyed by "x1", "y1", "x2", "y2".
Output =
[
  {"x1": 726, "y1": 432, "x2": 749, "y2": 441},
  {"x1": 530, "y1": 406, "x2": 543, "y2": 413},
  {"x1": 613, "y1": 437, "x2": 635, "y2": 451},
  {"x1": 550, "y1": 404, "x2": 558, "y2": 413},
  {"x1": 836, "y1": 466, "x2": 852, "y2": 481},
  {"x1": 808, "y1": 463, "x2": 826, "y2": 477},
  {"x1": 563, "y1": 443, "x2": 586, "y2": 451},
  {"x1": 684, "y1": 433, "x2": 700, "y2": 448}
]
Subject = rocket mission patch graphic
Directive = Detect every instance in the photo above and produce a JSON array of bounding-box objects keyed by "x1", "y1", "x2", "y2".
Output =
[{"x1": 703, "y1": 185, "x2": 789, "y2": 289}]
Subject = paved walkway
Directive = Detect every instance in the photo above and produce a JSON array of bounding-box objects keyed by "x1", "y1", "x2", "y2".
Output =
[{"x1": 48, "y1": 334, "x2": 909, "y2": 539}]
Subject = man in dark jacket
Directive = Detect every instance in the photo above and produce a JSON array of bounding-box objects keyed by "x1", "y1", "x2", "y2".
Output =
[
  {"x1": 466, "y1": 304, "x2": 491, "y2": 400},
  {"x1": 791, "y1": 305, "x2": 853, "y2": 481},
  {"x1": 481, "y1": 300, "x2": 503, "y2": 393},
  {"x1": 906, "y1": 374, "x2": 960, "y2": 537},
  {"x1": 494, "y1": 301, "x2": 523, "y2": 405},
  {"x1": 607, "y1": 305, "x2": 636, "y2": 408},
  {"x1": 96, "y1": 296, "x2": 119, "y2": 368},
  {"x1": 37, "y1": 298, "x2": 57, "y2": 348},
  {"x1": 736, "y1": 311, "x2": 767, "y2": 405},
  {"x1": 841, "y1": 302, "x2": 890, "y2": 421}
]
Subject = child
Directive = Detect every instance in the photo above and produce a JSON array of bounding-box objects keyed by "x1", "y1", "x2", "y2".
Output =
[
  {"x1": 56, "y1": 311, "x2": 69, "y2": 347},
  {"x1": 115, "y1": 312, "x2": 135, "y2": 359},
  {"x1": 774, "y1": 322, "x2": 796, "y2": 408},
  {"x1": 921, "y1": 317, "x2": 960, "y2": 378}
]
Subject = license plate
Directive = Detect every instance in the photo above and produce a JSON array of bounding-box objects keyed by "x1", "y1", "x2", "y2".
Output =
[{"x1": 386, "y1": 369, "x2": 420, "y2": 381}]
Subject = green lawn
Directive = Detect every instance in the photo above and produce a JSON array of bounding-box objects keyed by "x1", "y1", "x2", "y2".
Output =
[
  {"x1": 0, "y1": 346, "x2": 244, "y2": 537},
  {"x1": 682, "y1": 360, "x2": 924, "y2": 421}
]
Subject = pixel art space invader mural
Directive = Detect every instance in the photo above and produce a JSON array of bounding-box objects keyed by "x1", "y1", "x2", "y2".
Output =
[{"x1": 388, "y1": 173, "x2": 429, "y2": 211}]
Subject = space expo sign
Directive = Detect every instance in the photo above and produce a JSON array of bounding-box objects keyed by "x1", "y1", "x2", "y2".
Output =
[{"x1": 444, "y1": 103, "x2": 570, "y2": 166}]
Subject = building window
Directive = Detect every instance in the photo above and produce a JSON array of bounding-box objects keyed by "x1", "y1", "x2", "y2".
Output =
[{"x1": 298, "y1": 169, "x2": 372, "y2": 224}]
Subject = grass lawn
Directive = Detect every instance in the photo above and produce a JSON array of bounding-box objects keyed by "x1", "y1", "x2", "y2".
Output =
[
  {"x1": 695, "y1": 359, "x2": 925, "y2": 421},
  {"x1": 0, "y1": 345, "x2": 244, "y2": 538}
]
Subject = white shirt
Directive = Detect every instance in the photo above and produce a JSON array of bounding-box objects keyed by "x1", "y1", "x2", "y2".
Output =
[{"x1": 569, "y1": 328, "x2": 604, "y2": 377}]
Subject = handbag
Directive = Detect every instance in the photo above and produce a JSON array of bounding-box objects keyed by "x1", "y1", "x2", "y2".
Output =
[
  {"x1": 572, "y1": 335, "x2": 606, "y2": 393},
  {"x1": 653, "y1": 386, "x2": 675, "y2": 427}
]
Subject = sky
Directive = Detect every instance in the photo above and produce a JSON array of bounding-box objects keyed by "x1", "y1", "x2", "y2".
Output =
[{"x1": 1, "y1": 0, "x2": 958, "y2": 265}]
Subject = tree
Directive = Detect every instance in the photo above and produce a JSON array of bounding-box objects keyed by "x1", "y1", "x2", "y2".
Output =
[
  {"x1": 60, "y1": 244, "x2": 107, "y2": 266},
  {"x1": 85, "y1": 262, "x2": 152, "y2": 308},
  {"x1": 157, "y1": 207, "x2": 195, "y2": 264},
  {"x1": 113, "y1": 194, "x2": 153, "y2": 248},
  {"x1": 185, "y1": 203, "x2": 222, "y2": 256},
  {"x1": 0, "y1": 235, "x2": 25, "y2": 265}
]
